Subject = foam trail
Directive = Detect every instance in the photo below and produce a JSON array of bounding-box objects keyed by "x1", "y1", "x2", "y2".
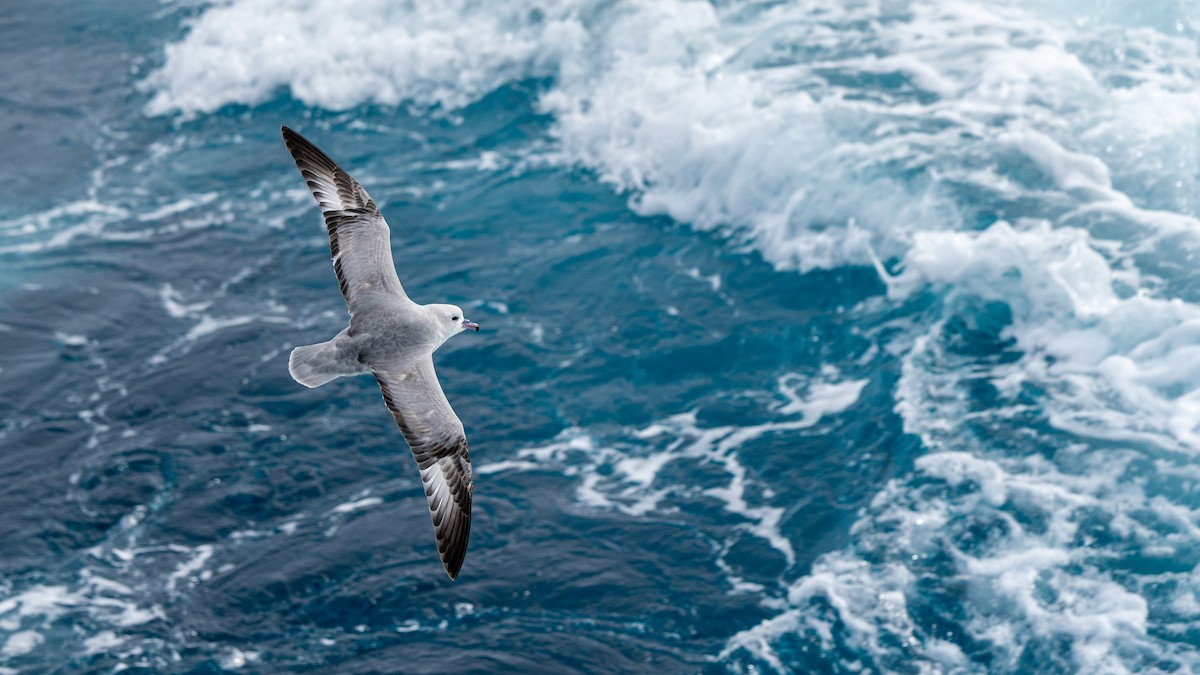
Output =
[
  {"x1": 723, "y1": 220, "x2": 1200, "y2": 673},
  {"x1": 149, "y1": 282, "x2": 292, "y2": 366},
  {"x1": 484, "y1": 371, "x2": 867, "y2": 566}
]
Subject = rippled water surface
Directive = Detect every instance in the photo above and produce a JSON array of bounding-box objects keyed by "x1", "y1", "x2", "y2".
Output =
[{"x1": 4, "y1": 0, "x2": 1200, "y2": 672}]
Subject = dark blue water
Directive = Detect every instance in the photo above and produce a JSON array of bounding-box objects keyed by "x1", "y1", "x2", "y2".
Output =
[{"x1": 4, "y1": 1, "x2": 1200, "y2": 672}]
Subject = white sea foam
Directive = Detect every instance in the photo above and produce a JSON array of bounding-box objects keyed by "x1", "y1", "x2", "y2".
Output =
[
  {"x1": 330, "y1": 496, "x2": 383, "y2": 514},
  {"x1": 1, "y1": 631, "x2": 42, "y2": 657},
  {"x1": 723, "y1": 217, "x2": 1200, "y2": 672},
  {"x1": 147, "y1": 0, "x2": 1200, "y2": 269},
  {"x1": 0, "y1": 200, "x2": 132, "y2": 255},
  {"x1": 218, "y1": 647, "x2": 260, "y2": 670},
  {"x1": 136, "y1": 193, "x2": 220, "y2": 222},
  {"x1": 82, "y1": 630, "x2": 125, "y2": 655},
  {"x1": 0, "y1": 518, "x2": 285, "y2": 669},
  {"x1": 150, "y1": 282, "x2": 292, "y2": 366},
  {"x1": 54, "y1": 332, "x2": 89, "y2": 347},
  {"x1": 0, "y1": 479, "x2": 240, "y2": 669},
  {"x1": 0, "y1": 576, "x2": 165, "y2": 668},
  {"x1": 484, "y1": 370, "x2": 866, "y2": 566},
  {"x1": 165, "y1": 545, "x2": 214, "y2": 594},
  {"x1": 142, "y1": 0, "x2": 586, "y2": 116}
]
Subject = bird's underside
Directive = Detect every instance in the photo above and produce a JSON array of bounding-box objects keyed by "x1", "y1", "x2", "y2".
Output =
[{"x1": 281, "y1": 125, "x2": 474, "y2": 579}]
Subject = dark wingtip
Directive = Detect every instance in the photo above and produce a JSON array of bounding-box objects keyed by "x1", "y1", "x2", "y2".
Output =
[
  {"x1": 443, "y1": 540, "x2": 468, "y2": 580},
  {"x1": 281, "y1": 126, "x2": 307, "y2": 148},
  {"x1": 281, "y1": 126, "x2": 314, "y2": 153},
  {"x1": 441, "y1": 517, "x2": 470, "y2": 580},
  {"x1": 279, "y1": 126, "x2": 336, "y2": 175}
]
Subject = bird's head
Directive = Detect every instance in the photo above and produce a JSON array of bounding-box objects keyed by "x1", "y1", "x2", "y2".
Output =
[{"x1": 430, "y1": 304, "x2": 479, "y2": 342}]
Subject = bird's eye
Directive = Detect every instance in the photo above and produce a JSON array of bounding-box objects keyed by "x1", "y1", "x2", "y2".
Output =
[{"x1": 451, "y1": 316, "x2": 459, "y2": 321}]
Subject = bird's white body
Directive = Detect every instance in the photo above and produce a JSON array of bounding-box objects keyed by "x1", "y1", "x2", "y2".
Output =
[{"x1": 281, "y1": 126, "x2": 478, "y2": 579}]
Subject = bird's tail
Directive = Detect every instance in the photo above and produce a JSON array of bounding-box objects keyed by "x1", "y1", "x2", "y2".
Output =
[{"x1": 288, "y1": 330, "x2": 366, "y2": 388}]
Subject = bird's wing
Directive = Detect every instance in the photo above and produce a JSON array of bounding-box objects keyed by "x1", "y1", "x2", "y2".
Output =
[
  {"x1": 373, "y1": 356, "x2": 473, "y2": 579},
  {"x1": 281, "y1": 126, "x2": 408, "y2": 315}
]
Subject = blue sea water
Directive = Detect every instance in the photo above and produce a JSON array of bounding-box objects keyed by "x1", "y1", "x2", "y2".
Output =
[{"x1": 4, "y1": 0, "x2": 1200, "y2": 672}]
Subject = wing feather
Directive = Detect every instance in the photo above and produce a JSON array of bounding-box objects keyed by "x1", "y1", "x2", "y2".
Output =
[
  {"x1": 374, "y1": 358, "x2": 473, "y2": 579},
  {"x1": 281, "y1": 126, "x2": 408, "y2": 314}
]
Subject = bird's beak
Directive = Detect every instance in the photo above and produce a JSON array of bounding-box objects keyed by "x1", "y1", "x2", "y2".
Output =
[{"x1": 462, "y1": 320, "x2": 479, "y2": 332}]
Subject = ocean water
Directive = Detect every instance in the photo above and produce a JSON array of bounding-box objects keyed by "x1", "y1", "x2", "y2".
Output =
[{"x1": 4, "y1": 0, "x2": 1200, "y2": 672}]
